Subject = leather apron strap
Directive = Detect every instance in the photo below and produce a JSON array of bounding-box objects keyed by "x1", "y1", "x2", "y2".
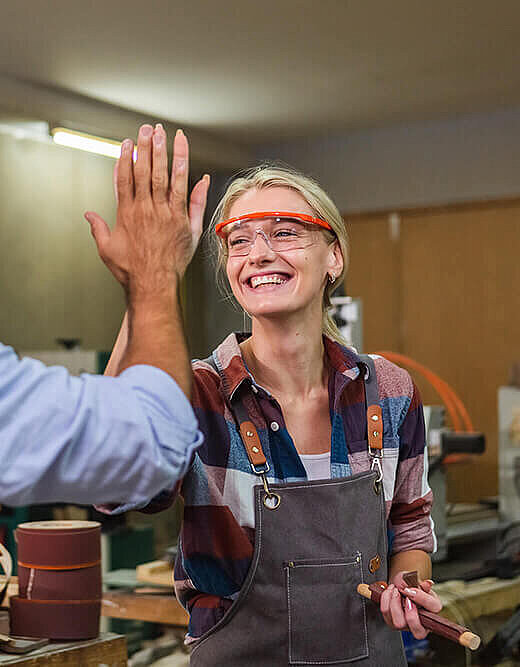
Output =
[
  {"x1": 359, "y1": 355, "x2": 384, "y2": 490},
  {"x1": 203, "y1": 351, "x2": 385, "y2": 501}
]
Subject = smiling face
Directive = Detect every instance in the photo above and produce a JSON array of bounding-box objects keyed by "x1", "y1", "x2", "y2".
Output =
[{"x1": 224, "y1": 186, "x2": 343, "y2": 322}]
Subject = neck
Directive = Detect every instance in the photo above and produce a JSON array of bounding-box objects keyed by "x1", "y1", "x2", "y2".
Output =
[{"x1": 241, "y1": 309, "x2": 328, "y2": 398}]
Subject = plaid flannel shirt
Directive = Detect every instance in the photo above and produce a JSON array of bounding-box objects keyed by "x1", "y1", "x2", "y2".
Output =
[{"x1": 143, "y1": 332, "x2": 435, "y2": 641}]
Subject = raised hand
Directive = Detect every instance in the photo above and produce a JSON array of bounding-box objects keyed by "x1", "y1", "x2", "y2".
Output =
[{"x1": 85, "y1": 123, "x2": 210, "y2": 298}]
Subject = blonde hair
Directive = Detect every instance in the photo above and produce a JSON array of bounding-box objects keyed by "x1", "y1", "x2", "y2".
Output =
[{"x1": 209, "y1": 163, "x2": 349, "y2": 343}]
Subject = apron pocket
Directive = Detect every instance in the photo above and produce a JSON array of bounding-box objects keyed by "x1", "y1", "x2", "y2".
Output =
[{"x1": 285, "y1": 554, "x2": 369, "y2": 665}]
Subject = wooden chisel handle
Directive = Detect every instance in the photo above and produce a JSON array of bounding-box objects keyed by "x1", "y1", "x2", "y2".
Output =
[{"x1": 357, "y1": 583, "x2": 481, "y2": 651}]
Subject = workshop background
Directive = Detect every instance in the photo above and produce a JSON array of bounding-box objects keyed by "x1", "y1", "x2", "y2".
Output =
[{"x1": 1, "y1": 1, "x2": 519, "y2": 665}]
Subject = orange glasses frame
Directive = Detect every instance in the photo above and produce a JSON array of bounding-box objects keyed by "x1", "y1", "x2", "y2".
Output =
[{"x1": 215, "y1": 211, "x2": 333, "y2": 237}]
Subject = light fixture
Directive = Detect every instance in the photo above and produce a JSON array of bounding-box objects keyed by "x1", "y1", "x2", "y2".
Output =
[{"x1": 51, "y1": 127, "x2": 124, "y2": 159}]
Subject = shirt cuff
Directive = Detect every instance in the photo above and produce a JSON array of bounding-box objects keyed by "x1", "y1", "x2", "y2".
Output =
[
  {"x1": 97, "y1": 364, "x2": 202, "y2": 515},
  {"x1": 118, "y1": 364, "x2": 198, "y2": 434}
]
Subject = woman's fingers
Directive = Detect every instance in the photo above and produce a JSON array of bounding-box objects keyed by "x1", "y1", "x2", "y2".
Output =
[
  {"x1": 170, "y1": 129, "x2": 189, "y2": 212},
  {"x1": 151, "y1": 124, "x2": 168, "y2": 203},
  {"x1": 404, "y1": 598, "x2": 428, "y2": 639},
  {"x1": 188, "y1": 174, "x2": 210, "y2": 244},
  {"x1": 419, "y1": 579, "x2": 434, "y2": 594},
  {"x1": 401, "y1": 586, "x2": 442, "y2": 613},
  {"x1": 388, "y1": 586, "x2": 407, "y2": 629},
  {"x1": 134, "y1": 125, "x2": 153, "y2": 201},
  {"x1": 380, "y1": 585, "x2": 407, "y2": 630},
  {"x1": 379, "y1": 584, "x2": 395, "y2": 628},
  {"x1": 117, "y1": 139, "x2": 135, "y2": 206}
]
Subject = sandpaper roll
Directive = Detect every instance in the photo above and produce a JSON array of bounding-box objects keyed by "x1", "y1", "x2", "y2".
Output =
[
  {"x1": 14, "y1": 521, "x2": 101, "y2": 639},
  {"x1": 16, "y1": 521, "x2": 100, "y2": 568},
  {"x1": 18, "y1": 563, "x2": 102, "y2": 600},
  {"x1": 9, "y1": 596, "x2": 100, "y2": 640}
]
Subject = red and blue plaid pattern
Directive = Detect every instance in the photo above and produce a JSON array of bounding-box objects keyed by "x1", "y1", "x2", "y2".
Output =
[{"x1": 144, "y1": 333, "x2": 435, "y2": 641}]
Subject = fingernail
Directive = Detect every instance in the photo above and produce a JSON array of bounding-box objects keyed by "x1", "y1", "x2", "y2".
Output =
[
  {"x1": 406, "y1": 598, "x2": 413, "y2": 611},
  {"x1": 141, "y1": 125, "x2": 153, "y2": 137},
  {"x1": 84, "y1": 212, "x2": 92, "y2": 223},
  {"x1": 122, "y1": 139, "x2": 132, "y2": 151},
  {"x1": 155, "y1": 123, "x2": 164, "y2": 131},
  {"x1": 392, "y1": 587, "x2": 400, "y2": 598},
  {"x1": 404, "y1": 588, "x2": 417, "y2": 596},
  {"x1": 176, "y1": 129, "x2": 184, "y2": 136},
  {"x1": 204, "y1": 173, "x2": 210, "y2": 183},
  {"x1": 425, "y1": 579, "x2": 434, "y2": 585}
]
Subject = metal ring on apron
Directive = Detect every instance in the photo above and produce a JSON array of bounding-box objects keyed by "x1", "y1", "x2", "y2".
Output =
[
  {"x1": 261, "y1": 474, "x2": 281, "y2": 510},
  {"x1": 370, "y1": 456, "x2": 383, "y2": 495}
]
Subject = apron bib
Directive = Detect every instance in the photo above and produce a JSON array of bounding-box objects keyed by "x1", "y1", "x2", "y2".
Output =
[{"x1": 190, "y1": 355, "x2": 406, "y2": 666}]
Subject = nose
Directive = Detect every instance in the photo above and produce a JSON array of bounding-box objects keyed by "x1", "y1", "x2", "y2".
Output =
[{"x1": 247, "y1": 230, "x2": 276, "y2": 263}]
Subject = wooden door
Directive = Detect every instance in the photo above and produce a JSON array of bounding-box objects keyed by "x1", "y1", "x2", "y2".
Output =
[{"x1": 346, "y1": 200, "x2": 520, "y2": 501}]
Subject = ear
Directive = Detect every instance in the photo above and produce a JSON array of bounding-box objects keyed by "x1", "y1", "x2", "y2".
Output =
[{"x1": 326, "y1": 239, "x2": 344, "y2": 280}]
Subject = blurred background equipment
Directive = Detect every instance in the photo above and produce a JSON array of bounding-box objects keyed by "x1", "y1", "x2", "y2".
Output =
[{"x1": 330, "y1": 296, "x2": 363, "y2": 352}]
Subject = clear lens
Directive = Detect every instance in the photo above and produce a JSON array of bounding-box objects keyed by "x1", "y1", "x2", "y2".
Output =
[{"x1": 225, "y1": 217, "x2": 319, "y2": 256}]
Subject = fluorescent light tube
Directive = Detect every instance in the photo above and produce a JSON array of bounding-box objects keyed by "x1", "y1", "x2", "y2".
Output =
[{"x1": 51, "y1": 127, "x2": 123, "y2": 159}]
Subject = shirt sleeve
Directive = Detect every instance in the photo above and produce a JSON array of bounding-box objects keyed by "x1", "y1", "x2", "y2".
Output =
[
  {"x1": 0, "y1": 342, "x2": 202, "y2": 509},
  {"x1": 389, "y1": 381, "x2": 436, "y2": 555}
]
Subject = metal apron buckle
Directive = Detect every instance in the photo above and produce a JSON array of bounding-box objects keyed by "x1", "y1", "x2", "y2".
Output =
[
  {"x1": 261, "y1": 474, "x2": 281, "y2": 510},
  {"x1": 370, "y1": 455, "x2": 383, "y2": 494}
]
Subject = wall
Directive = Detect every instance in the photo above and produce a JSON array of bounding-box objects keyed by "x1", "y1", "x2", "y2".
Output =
[
  {"x1": 257, "y1": 107, "x2": 520, "y2": 212},
  {"x1": 0, "y1": 131, "x2": 124, "y2": 351},
  {"x1": 347, "y1": 201, "x2": 520, "y2": 502}
]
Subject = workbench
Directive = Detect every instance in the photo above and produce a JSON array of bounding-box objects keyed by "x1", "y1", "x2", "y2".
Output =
[
  {"x1": 102, "y1": 566, "x2": 188, "y2": 626},
  {"x1": 102, "y1": 590, "x2": 188, "y2": 626},
  {"x1": 0, "y1": 633, "x2": 126, "y2": 665}
]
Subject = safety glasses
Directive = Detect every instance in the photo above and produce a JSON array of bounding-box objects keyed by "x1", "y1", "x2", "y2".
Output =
[{"x1": 215, "y1": 212, "x2": 334, "y2": 257}]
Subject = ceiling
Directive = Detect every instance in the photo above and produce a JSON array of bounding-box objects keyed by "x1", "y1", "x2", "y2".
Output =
[{"x1": 1, "y1": 0, "x2": 520, "y2": 146}]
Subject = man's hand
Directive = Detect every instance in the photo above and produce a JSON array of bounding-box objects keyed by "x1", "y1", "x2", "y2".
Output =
[
  {"x1": 84, "y1": 123, "x2": 210, "y2": 396},
  {"x1": 84, "y1": 123, "x2": 209, "y2": 298},
  {"x1": 379, "y1": 572, "x2": 442, "y2": 639}
]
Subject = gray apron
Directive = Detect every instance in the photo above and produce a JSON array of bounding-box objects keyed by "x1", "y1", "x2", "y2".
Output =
[{"x1": 190, "y1": 356, "x2": 406, "y2": 666}]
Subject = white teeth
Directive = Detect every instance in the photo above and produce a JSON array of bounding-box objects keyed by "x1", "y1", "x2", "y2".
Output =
[{"x1": 250, "y1": 274, "x2": 287, "y2": 288}]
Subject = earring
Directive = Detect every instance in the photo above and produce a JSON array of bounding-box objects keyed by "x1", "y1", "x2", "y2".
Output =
[{"x1": 328, "y1": 273, "x2": 336, "y2": 284}]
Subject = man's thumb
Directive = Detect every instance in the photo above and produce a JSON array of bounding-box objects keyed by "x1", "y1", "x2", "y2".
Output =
[{"x1": 84, "y1": 212, "x2": 110, "y2": 253}]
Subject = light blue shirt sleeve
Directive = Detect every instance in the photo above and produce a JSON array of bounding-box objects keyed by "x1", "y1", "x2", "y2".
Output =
[{"x1": 0, "y1": 342, "x2": 202, "y2": 509}]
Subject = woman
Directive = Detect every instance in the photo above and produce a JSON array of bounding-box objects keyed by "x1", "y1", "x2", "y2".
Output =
[{"x1": 106, "y1": 127, "x2": 440, "y2": 666}]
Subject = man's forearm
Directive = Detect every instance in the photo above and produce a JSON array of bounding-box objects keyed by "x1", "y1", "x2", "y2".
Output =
[
  {"x1": 119, "y1": 282, "x2": 192, "y2": 398},
  {"x1": 389, "y1": 549, "x2": 432, "y2": 583}
]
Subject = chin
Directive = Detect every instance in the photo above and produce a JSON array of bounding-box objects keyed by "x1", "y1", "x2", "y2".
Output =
[{"x1": 242, "y1": 300, "x2": 305, "y2": 320}]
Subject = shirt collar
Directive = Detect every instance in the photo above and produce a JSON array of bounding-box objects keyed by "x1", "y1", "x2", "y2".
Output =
[{"x1": 212, "y1": 332, "x2": 363, "y2": 402}]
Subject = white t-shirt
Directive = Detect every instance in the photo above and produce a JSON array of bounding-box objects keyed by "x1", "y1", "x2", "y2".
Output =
[{"x1": 299, "y1": 451, "x2": 331, "y2": 481}]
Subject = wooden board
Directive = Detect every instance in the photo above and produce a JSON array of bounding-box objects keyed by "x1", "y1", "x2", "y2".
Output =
[
  {"x1": 136, "y1": 561, "x2": 173, "y2": 588},
  {"x1": 102, "y1": 592, "x2": 188, "y2": 627},
  {"x1": 0, "y1": 633, "x2": 126, "y2": 665}
]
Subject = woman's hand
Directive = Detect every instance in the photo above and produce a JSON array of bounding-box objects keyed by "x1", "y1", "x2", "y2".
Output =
[{"x1": 379, "y1": 572, "x2": 442, "y2": 639}]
